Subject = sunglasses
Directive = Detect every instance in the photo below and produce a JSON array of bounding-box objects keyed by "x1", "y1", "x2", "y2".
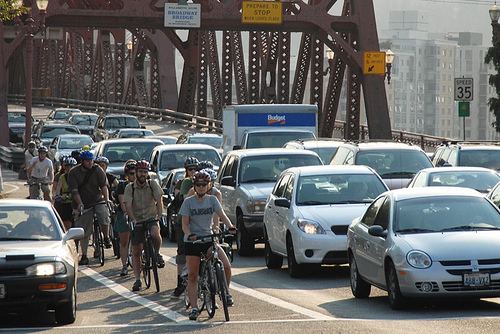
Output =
[
  {"x1": 194, "y1": 183, "x2": 208, "y2": 187},
  {"x1": 187, "y1": 167, "x2": 197, "y2": 171}
]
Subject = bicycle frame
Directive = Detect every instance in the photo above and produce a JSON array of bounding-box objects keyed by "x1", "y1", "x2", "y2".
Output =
[
  {"x1": 80, "y1": 201, "x2": 107, "y2": 267},
  {"x1": 132, "y1": 219, "x2": 160, "y2": 292}
]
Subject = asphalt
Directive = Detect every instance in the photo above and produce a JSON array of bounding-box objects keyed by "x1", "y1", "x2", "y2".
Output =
[{"x1": 0, "y1": 165, "x2": 26, "y2": 199}]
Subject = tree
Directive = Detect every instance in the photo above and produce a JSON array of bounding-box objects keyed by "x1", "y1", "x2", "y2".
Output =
[
  {"x1": 485, "y1": 39, "x2": 500, "y2": 133},
  {"x1": 0, "y1": 1, "x2": 28, "y2": 21}
]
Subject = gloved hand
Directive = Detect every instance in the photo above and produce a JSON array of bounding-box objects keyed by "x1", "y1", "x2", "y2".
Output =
[{"x1": 54, "y1": 195, "x2": 62, "y2": 202}]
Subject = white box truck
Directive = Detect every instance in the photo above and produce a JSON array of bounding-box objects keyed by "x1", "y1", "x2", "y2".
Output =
[{"x1": 222, "y1": 104, "x2": 318, "y2": 153}]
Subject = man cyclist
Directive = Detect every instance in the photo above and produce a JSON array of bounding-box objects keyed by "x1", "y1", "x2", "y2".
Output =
[
  {"x1": 67, "y1": 150, "x2": 111, "y2": 265},
  {"x1": 124, "y1": 160, "x2": 165, "y2": 292},
  {"x1": 27, "y1": 146, "x2": 53, "y2": 201},
  {"x1": 23, "y1": 141, "x2": 38, "y2": 179},
  {"x1": 180, "y1": 170, "x2": 236, "y2": 320}
]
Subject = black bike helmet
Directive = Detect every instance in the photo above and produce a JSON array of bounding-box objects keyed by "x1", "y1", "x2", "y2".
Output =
[
  {"x1": 184, "y1": 157, "x2": 199, "y2": 168},
  {"x1": 193, "y1": 170, "x2": 211, "y2": 183},
  {"x1": 197, "y1": 160, "x2": 214, "y2": 171},
  {"x1": 124, "y1": 160, "x2": 137, "y2": 174},
  {"x1": 136, "y1": 159, "x2": 150, "y2": 171},
  {"x1": 79, "y1": 150, "x2": 94, "y2": 160}
]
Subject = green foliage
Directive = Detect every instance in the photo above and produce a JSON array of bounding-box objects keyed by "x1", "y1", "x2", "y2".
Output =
[
  {"x1": 0, "y1": 1, "x2": 29, "y2": 21},
  {"x1": 380, "y1": 41, "x2": 392, "y2": 50},
  {"x1": 485, "y1": 41, "x2": 500, "y2": 133}
]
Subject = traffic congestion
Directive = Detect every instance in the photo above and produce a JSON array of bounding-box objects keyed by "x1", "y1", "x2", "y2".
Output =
[{"x1": 3, "y1": 104, "x2": 500, "y2": 331}]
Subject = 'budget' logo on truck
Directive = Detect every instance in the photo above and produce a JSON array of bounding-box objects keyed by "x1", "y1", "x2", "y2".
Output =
[{"x1": 268, "y1": 114, "x2": 286, "y2": 125}]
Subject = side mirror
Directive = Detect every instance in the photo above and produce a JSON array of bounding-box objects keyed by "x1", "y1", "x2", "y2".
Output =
[
  {"x1": 368, "y1": 225, "x2": 388, "y2": 238},
  {"x1": 220, "y1": 176, "x2": 235, "y2": 187},
  {"x1": 64, "y1": 227, "x2": 85, "y2": 241},
  {"x1": 274, "y1": 198, "x2": 290, "y2": 208}
]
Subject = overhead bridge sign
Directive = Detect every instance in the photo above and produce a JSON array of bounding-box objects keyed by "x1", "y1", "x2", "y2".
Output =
[
  {"x1": 164, "y1": 3, "x2": 201, "y2": 28},
  {"x1": 242, "y1": 1, "x2": 282, "y2": 24}
]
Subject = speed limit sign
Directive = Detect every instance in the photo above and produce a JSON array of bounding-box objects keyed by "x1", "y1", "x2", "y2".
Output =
[{"x1": 454, "y1": 78, "x2": 473, "y2": 101}]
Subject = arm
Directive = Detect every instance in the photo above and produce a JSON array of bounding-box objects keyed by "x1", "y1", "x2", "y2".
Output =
[
  {"x1": 125, "y1": 201, "x2": 136, "y2": 223},
  {"x1": 55, "y1": 179, "x2": 63, "y2": 196},
  {"x1": 182, "y1": 214, "x2": 193, "y2": 240},
  {"x1": 216, "y1": 208, "x2": 235, "y2": 230},
  {"x1": 155, "y1": 194, "x2": 163, "y2": 220}
]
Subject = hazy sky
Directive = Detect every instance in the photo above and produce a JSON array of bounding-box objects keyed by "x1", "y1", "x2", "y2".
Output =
[{"x1": 373, "y1": 0, "x2": 494, "y2": 45}]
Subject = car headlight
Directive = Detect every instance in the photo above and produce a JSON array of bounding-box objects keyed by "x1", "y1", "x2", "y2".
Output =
[
  {"x1": 297, "y1": 219, "x2": 326, "y2": 234},
  {"x1": 246, "y1": 200, "x2": 267, "y2": 214},
  {"x1": 407, "y1": 250, "x2": 432, "y2": 269},
  {"x1": 26, "y1": 262, "x2": 67, "y2": 276}
]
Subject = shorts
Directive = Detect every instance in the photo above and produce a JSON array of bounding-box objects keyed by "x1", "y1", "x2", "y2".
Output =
[
  {"x1": 175, "y1": 226, "x2": 186, "y2": 265},
  {"x1": 74, "y1": 203, "x2": 110, "y2": 238},
  {"x1": 54, "y1": 202, "x2": 73, "y2": 222},
  {"x1": 185, "y1": 240, "x2": 211, "y2": 257},
  {"x1": 131, "y1": 220, "x2": 159, "y2": 246},
  {"x1": 114, "y1": 210, "x2": 131, "y2": 233}
]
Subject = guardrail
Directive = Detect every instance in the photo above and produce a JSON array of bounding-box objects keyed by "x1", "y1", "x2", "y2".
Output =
[
  {"x1": 8, "y1": 94, "x2": 451, "y2": 153},
  {"x1": 0, "y1": 145, "x2": 24, "y2": 171}
]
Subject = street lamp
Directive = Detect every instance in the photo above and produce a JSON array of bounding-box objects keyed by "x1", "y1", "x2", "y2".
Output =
[
  {"x1": 490, "y1": 3, "x2": 500, "y2": 43},
  {"x1": 323, "y1": 48, "x2": 334, "y2": 75},
  {"x1": 385, "y1": 49, "x2": 395, "y2": 85}
]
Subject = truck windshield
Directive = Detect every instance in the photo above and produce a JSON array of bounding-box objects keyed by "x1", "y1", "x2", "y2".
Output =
[{"x1": 246, "y1": 132, "x2": 315, "y2": 149}]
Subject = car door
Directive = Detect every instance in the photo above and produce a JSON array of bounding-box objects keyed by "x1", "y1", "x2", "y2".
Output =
[
  {"x1": 276, "y1": 173, "x2": 294, "y2": 254},
  {"x1": 265, "y1": 173, "x2": 291, "y2": 255},
  {"x1": 218, "y1": 155, "x2": 238, "y2": 223}
]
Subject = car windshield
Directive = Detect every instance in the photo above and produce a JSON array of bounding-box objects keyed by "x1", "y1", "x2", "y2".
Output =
[
  {"x1": 394, "y1": 197, "x2": 500, "y2": 233},
  {"x1": 296, "y1": 174, "x2": 387, "y2": 205},
  {"x1": 55, "y1": 110, "x2": 78, "y2": 120},
  {"x1": 187, "y1": 136, "x2": 223, "y2": 148},
  {"x1": 42, "y1": 127, "x2": 79, "y2": 138},
  {"x1": 119, "y1": 130, "x2": 154, "y2": 138},
  {"x1": 240, "y1": 155, "x2": 322, "y2": 183},
  {"x1": 105, "y1": 117, "x2": 140, "y2": 129},
  {"x1": 58, "y1": 137, "x2": 93, "y2": 150},
  {"x1": 309, "y1": 147, "x2": 338, "y2": 164},
  {"x1": 246, "y1": 132, "x2": 315, "y2": 149},
  {"x1": 356, "y1": 150, "x2": 433, "y2": 178},
  {"x1": 160, "y1": 149, "x2": 221, "y2": 171},
  {"x1": 71, "y1": 115, "x2": 98, "y2": 125},
  {"x1": 103, "y1": 141, "x2": 161, "y2": 163},
  {"x1": 0, "y1": 207, "x2": 60, "y2": 241},
  {"x1": 429, "y1": 171, "x2": 500, "y2": 193},
  {"x1": 459, "y1": 150, "x2": 500, "y2": 170},
  {"x1": 8, "y1": 112, "x2": 26, "y2": 122}
]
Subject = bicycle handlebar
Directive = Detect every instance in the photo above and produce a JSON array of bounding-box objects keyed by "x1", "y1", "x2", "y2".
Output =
[
  {"x1": 79, "y1": 201, "x2": 108, "y2": 215},
  {"x1": 191, "y1": 229, "x2": 237, "y2": 243}
]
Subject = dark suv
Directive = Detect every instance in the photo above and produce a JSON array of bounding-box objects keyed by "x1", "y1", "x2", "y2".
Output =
[
  {"x1": 432, "y1": 141, "x2": 500, "y2": 171},
  {"x1": 329, "y1": 141, "x2": 433, "y2": 189},
  {"x1": 92, "y1": 114, "x2": 142, "y2": 142}
]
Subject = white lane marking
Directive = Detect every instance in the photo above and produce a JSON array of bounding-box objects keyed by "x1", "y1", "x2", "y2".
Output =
[
  {"x1": 1, "y1": 182, "x2": 20, "y2": 195},
  {"x1": 79, "y1": 266, "x2": 189, "y2": 323},
  {"x1": 165, "y1": 255, "x2": 335, "y2": 321}
]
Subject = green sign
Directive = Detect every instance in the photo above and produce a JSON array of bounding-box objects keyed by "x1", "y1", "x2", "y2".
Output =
[{"x1": 458, "y1": 101, "x2": 470, "y2": 117}]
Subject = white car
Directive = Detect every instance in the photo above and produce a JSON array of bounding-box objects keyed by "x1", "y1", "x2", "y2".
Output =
[
  {"x1": 347, "y1": 187, "x2": 500, "y2": 309},
  {"x1": 264, "y1": 165, "x2": 389, "y2": 277},
  {"x1": 48, "y1": 134, "x2": 94, "y2": 170}
]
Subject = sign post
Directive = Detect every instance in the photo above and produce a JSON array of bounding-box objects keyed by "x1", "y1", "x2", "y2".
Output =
[{"x1": 455, "y1": 78, "x2": 473, "y2": 141}]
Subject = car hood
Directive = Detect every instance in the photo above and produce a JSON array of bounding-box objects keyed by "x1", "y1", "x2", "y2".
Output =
[
  {"x1": 0, "y1": 240, "x2": 63, "y2": 258},
  {"x1": 399, "y1": 231, "x2": 500, "y2": 260},
  {"x1": 55, "y1": 149, "x2": 76, "y2": 157},
  {"x1": 240, "y1": 182, "x2": 275, "y2": 200},
  {"x1": 297, "y1": 204, "x2": 369, "y2": 227}
]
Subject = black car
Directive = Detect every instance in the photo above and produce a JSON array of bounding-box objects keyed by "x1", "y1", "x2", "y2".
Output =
[
  {"x1": 0, "y1": 200, "x2": 84, "y2": 324},
  {"x1": 32, "y1": 120, "x2": 81, "y2": 147},
  {"x1": 8, "y1": 109, "x2": 34, "y2": 144}
]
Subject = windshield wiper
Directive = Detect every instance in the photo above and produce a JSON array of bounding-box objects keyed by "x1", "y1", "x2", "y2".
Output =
[
  {"x1": 380, "y1": 172, "x2": 415, "y2": 178},
  {"x1": 396, "y1": 228, "x2": 435, "y2": 233},
  {"x1": 299, "y1": 201, "x2": 325, "y2": 205},
  {"x1": 440, "y1": 225, "x2": 500, "y2": 231},
  {"x1": 244, "y1": 178, "x2": 275, "y2": 183}
]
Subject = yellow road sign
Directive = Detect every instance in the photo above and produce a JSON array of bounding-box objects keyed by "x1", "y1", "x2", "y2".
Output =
[
  {"x1": 363, "y1": 52, "x2": 386, "y2": 75},
  {"x1": 242, "y1": 1, "x2": 282, "y2": 24}
]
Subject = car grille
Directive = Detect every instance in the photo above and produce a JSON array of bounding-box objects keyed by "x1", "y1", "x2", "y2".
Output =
[
  {"x1": 322, "y1": 251, "x2": 347, "y2": 264},
  {"x1": 330, "y1": 225, "x2": 348, "y2": 235},
  {"x1": 442, "y1": 280, "x2": 500, "y2": 291},
  {"x1": 0, "y1": 267, "x2": 26, "y2": 277},
  {"x1": 437, "y1": 259, "x2": 500, "y2": 291}
]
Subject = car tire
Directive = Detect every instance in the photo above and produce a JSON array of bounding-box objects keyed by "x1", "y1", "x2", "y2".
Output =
[
  {"x1": 386, "y1": 261, "x2": 407, "y2": 310},
  {"x1": 349, "y1": 253, "x2": 371, "y2": 298},
  {"x1": 236, "y1": 214, "x2": 254, "y2": 256},
  {"x1": 55, "y1": 284, "x2": 77, "y2": 324},
  {"x1": 286, "y1": 234, "x2": 304, "y2": 278},
  {"x1": 265, "y1": 236, "x2": 283, "y2": 269}
]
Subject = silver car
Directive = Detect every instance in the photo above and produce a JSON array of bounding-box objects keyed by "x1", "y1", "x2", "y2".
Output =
[
  {"x1": 264, "y1": 165, "x2": 388, "y2": 277},
  {"x1": 347, "y1": 187, "x2": 500, "y2": 310}
]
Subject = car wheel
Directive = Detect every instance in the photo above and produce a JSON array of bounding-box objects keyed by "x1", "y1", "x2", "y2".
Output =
[
  {"x1": 55, "y1": 284, "x2": 77, "y2": 324},
  {"x1": 236, "y1": 214, "x2": 254, "y2": 256},
  {"x1": 386, "y1": 261, "x2": 407, "y2": 310},
  {"x1": 286, "y1": 234, "x2": 304, "y2": 278},
  {"x1": 349, "y1": 253, "x2": 371, "y2": 298},
  {"x1": 265, "y1": 234, "x2": 283, "y2": 269}
]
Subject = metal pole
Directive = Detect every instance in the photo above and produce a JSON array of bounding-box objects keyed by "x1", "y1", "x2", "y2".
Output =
[
  {"x1": 463, "y1": 116, "x2": 465, "y2": 141},
  {"x1": 25, "y1": 14, "x2": 35, "y2": 148}
]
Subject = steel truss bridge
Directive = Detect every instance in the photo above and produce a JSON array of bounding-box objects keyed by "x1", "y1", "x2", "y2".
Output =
[{"x1": 3, "y1": 0, "x2": 392, "y2": 140}]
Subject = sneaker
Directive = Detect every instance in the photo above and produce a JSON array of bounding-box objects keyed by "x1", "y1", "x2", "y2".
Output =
[
  {"x1": 189, "y1": 308, "x2": 199, "y2": 321},
  {"x1": 157, "y1": 254, "x2": 165, "y2": 268},
  {"x1": 132, "y1": 280, "x2": 142, "y2": 292},
  {"x1": 173, "y1": 284, "x2": 185, "y2": 297},
  {"x1": 78, "y1": 255, "x2": 89, "y2": 266},
  {"x1": 226, "y1": 293, "x2": 234, "y2": 307},
  {"x1": 120, "y1": 267, "x2": 128, "y2": 276},
  {"x1": 104, "y1": 237, "x2": 112, "y2": 249}
]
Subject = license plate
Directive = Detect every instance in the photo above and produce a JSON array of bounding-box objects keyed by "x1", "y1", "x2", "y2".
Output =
[
  {"x1": 0, "y1": 283, "x2": 4, "y2": 299},
  {"x1": 463, "y1": 273, "x2": 490, "y2": 287}
]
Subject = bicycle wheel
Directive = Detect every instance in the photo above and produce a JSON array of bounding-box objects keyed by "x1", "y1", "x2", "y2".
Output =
[
  {"x1": 148, "y1": 239, "x2": 160, "y2": 293},
  {"x1": 203, "y1": 262, "x2": 216, "y2": 318},
  {"x1": 94, "y1": 222, "x2": 105, "y2": 266},
  {"x1": 127, "y1": 239, "x2": 133, "y2": 268},
  {"x1": 214, "y1": 261, "x2": 229, "y2": 321},
  {"x1": 141, "y1": 243, "x2": 151, "y2": 289},
  {"x1": 110, "y1": 223, "x2": 120, "y2": 258}
]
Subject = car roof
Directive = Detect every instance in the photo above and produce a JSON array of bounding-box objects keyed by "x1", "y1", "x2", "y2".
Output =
[
  {"x1": 348, "y1": 141, "x2": 425, "y2": 151},
  {"x1": 226, "y1": 148, "x2": 322, "y2": 157},
  {"x1": 388, "y1": 186, "x2": 483, "y2": 201},
  {"x1": 418, "y1": 166, "x2": 498, "y2": 174},
  {"x1": 54, "y1": 134, "x2": 93, "y2": 139},
  {"x1": 0, "y1": 199, "x2": 54, "y2": 209},
  {"x1": 99, "y1": 114, "x2": 138, "y2": 118},
  {"x1": 70, "y1": 112, "x2": 98, "y2": 117},
  {"x1": 154, "y1": 143, "x2": 219, "y2": 151},
  {"x1": 183, "y1": 133, "x2": 222, "y2": 137},
  {"x1": 42, "y1": 123, "x2": 79, "y2": 128},
  {"x1": 286, "y1": 165, "x2": 379, "y2": 176},
  {"x1": 98, "y1": 138, "x2": 163, "y2": 145}
]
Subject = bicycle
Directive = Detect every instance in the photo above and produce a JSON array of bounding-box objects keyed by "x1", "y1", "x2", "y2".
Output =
[
  {"x1": 25, "y1": 179, "x2": 52, "y2": 200},
  {"x1": 185, "y1": 230, "x2": 234, "y2": 321},
  {"x1": 131, "y1": 219, "x2": 160, "y2": 293},
  {"x1": 80, "y1": 201, "x2": 108, "y2": 267}
]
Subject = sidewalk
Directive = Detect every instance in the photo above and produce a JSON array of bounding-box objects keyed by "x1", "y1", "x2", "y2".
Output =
[{"x1": 0, "y1": 165, "x2": 27, "y2": 199}]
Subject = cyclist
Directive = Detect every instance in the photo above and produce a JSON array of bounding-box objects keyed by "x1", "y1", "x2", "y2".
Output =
[
  {"x1": 27, "y1": 146, "x2": 53, "y2": 201},
  {"x1": 124, "y1": 159, "x2": 165, "y2": 292},
  {"x1": 172, "y1": 156, "x2": 199, "y2": 297},
  {"x1": 53, "y1": 155, "x2": 69, "y2": 195},
  {"x1": 96, "y1": 156, "x2": 119, "y2": 248},
  {"x1": 67, "y1": 150, "x2": 111, "y2": 266},
  {"x1": 23, "y1": 141, "x2": 38, "y2": 178},
  {"x1": 114, "y1": 160, "x2": 137, "y2": 276},
  {"x1": 180, "y1": 170, "x2": 236, "y2": 320},
  {"x1": 54, "y1": 157, "x2": 77, "y2": 230}
]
